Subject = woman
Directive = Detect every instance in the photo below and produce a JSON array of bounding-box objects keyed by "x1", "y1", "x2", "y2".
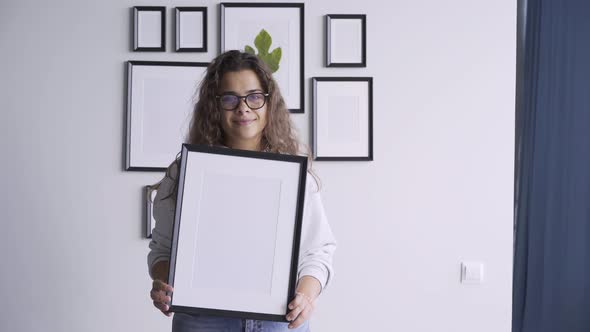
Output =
[{"x1": 147, "y1": 50, "x2": 336, "y2": 331}]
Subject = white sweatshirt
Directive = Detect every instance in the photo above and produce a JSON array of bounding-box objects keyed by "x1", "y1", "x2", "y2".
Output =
[{"x1": 147, "y1": 162, "x2": 337, "y2": 290}]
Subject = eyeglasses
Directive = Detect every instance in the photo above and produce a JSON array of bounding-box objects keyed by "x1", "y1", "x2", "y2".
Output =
[{"x1": 216, "y1": 92, "x2": 269, "y2": 111}]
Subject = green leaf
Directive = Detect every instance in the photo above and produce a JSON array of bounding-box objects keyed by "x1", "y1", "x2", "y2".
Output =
[
  {"x1": 244, "y1": 45, "x2": 255, "y2": 54},
  {"x1": 270, "y1": 47, "x2": 282, "y2": 65},
  {"x1": 263, "y1": 47, "x2": 281, "y2": 72},
  {"x1": 243, "y1": 29, "x2": 282, "y2": 73},
  {"x1": 254, "y1": 29, "x2": 272, "y2": 55},
  {"x1": 263, "y1": 54, "x2": 280, "y2": 72}
]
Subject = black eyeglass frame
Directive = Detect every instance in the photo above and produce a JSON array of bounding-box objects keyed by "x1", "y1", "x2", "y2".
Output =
[{"x1": 216, "y1": 92, "x2": 270, "y2": 111}]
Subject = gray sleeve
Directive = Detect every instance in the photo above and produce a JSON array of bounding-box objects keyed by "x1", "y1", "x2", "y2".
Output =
[
  {"x1": 297, "y1": 177, "x2": 337, "y2": 291},
  {"x1": 146, "y1": 163, "x2": 178, "y2": 279}
]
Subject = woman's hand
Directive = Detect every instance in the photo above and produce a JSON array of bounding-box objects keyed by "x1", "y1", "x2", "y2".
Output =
[
  {"x1": 286, "y1": 276, "x2": 321, "y2": 329},
  {"x1": 150, "y1": 279, "x2": 174, "y2": 316},
  {"x1": 286, "y1": 291, "x2": 315, "y2": 329}
]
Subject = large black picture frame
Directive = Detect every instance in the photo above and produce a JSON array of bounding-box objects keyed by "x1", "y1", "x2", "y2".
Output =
[
  {"x1": 168, "y1": 144, "x2": 307, "y2": 321},
  {"x1": 312, "y1": 77, "x2": 374, "y2": 161},
  {"x1": 220, "y1": 2, "x2": 305, "y2": 113}
]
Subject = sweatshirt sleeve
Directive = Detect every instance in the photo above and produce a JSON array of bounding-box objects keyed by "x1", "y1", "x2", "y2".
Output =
[
  {"x1": 146, "y1": 163, "x2": 178, "y2": 280},
  {"x1": 297, "y1": 176, "x2": 337, "y2": 291}
]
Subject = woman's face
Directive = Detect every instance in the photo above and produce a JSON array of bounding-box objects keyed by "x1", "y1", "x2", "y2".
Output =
[{"x1": 218, "y1": 69, "x2": 268, "y2": 150}]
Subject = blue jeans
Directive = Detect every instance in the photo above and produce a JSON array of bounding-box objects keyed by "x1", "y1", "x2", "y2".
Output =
[{"x1": 172, "y1": 313, "x2": 310, "y2": 332}]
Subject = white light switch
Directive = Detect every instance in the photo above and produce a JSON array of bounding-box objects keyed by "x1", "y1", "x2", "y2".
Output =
[{"x1": 461, "y1": 262, "x2": 484, "y2": 284}]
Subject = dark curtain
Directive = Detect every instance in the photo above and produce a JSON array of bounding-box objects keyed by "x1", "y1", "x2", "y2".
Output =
[{"x1": 513, "y1": 1, "x2": 590, "y2": 332}]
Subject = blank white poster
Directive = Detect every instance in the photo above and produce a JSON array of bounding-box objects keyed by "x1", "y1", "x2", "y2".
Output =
[{"x1": 192, "y1": 172, "x2": 281, "y2": 294}]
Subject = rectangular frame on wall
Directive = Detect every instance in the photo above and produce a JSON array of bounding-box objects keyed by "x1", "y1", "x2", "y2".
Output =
[
  {"x1": 126, "y1": 61, "x2": 209, "y2": 171},
  {"x1": 220, "y1": 2, "x2": 305, "y2": 113},
  {"x1": 133, "y1": 6, "x2": 166, "y2": 51},
  {"x1": 168, "y1": 144, "x2": 307, "y2": 321},
  {"x1": 325, "y1": 14, "x2": 366, "y2": 67},
  {"x1": 145, "y1": 185, "x2": 157, "y2": 239},
  {"x1": 175, "y1": 7, "x2": 208, "y2": 52},
  {"x1": 312, "y1": 77, "x2": 373, "y2": 161}
]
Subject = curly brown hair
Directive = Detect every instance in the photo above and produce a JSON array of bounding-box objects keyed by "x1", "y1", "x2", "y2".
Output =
[{"x1": 188, "y1": 50, "x2": 300, "y2": 154}]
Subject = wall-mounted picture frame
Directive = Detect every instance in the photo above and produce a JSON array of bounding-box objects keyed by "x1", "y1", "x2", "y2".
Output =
[
  {"x1": 312, "y1": 77, "x2": 373, "y2": 161},
  {"x1": 145, "y1": 185, "x2": 157, "y2": 238},
  {"x1": 126, "y1": 61, "x2": 209, "y2": 171},
  {"x1": 325, "y1": 14, "x2": 366, "y2": 67},
  {"x1": 168, "y1": 144, "x2": 307, "y2": 321},
  {"x1": 220, "y1": 2, "x2": 304, "y2": 113},
  {"x1": 175, "y1": 7, "x2": 208, "y2": 52},
  {"x1": 133, "y1": 6, "x2": 166, "y2": 51}
]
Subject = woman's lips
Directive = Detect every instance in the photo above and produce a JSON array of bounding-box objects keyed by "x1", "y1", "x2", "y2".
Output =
[{"x1": 235, "y1": 119, "x2": 255, "y2": 126}]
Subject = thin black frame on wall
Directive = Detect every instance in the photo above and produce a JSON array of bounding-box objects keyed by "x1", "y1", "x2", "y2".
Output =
[
  {"x1": 133, "y1": 6, "x2": 166, "y2": 51},
  {"x1": 126, "y1": 60, "x2": 209, "y2": 171},
  {"x1": 312, "y1": 77, "x2": 373, "y2": 161},
  {"x1": 175, "y1": 7, "x2": 208, "y2": 52},
  {"x1": 325, "y1": 14, "x2": 366, "y2": 67},
  {"x1": 220, "y1": 2, "x2": 305, "y2": 113},
  {"x1": 145, "y1": 185, "x2": 157, "y2": 239}
]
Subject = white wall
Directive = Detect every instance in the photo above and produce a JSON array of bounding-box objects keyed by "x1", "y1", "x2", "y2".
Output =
[{"x1": 0, "y1": 0, "x2": 515, "y2": 331}]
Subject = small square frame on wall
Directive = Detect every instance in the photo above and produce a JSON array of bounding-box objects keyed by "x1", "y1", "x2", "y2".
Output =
[
  {"x1": 133, "y1": 6, "x2": 166, "y2": 51},
  {"x1": 175, "y1": 7, "x2": 208, "y2": 52},
  {"x1": 220, "y1": 2, "x2": 305, "y2": 113},
  {"x1": 312, "y1": 77, "x2": 373, "y2": 161},
  {"x1": 325, "y1": 14, "x2": 366, "y2": 67}
]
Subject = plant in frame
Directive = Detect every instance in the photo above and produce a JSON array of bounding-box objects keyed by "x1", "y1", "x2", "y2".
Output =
[{"x1": 245, "y1": 29, "x2": 282, "y2": 73}]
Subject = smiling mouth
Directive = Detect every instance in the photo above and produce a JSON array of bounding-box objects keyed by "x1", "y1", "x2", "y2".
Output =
[{"x1": 234, "y1": 119, "x2": 255, "y2": 126}]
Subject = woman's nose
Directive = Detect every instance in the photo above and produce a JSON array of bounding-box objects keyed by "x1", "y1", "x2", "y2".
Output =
[{"x1": 235, "y1": 98, "x2": 251, "y2": 113}]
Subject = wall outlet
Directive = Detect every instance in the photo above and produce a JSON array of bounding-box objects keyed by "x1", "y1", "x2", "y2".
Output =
[{"x1": 461, "y1": 261, "x2": 484, "y2": 284}]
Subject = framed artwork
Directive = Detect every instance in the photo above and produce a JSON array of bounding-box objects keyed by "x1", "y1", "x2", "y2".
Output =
[
  {"x1": 168, "y1": 144, "x2": 308, "y2": 321},
  {"x1": 133, "y1": 6, "x2": 166, "y2": 51},
  {"x1": 175, "y1": 7, "x2": 208, "y2": 52},
  {"x1": 220, "y1": 3, "x2": 304, "y2": 113},
  {"x1": 126, "y1": 61, "x2": 209, "y2": 171},
  {"x1": 312, "y1": 77, "x2": 373, "y2": 161},
  {"x1": 325, "y1": 14, "x2": 366, "y2": 67},
  {"x1": 145, "y1": 186, "x2": 157, "y2": 238}
]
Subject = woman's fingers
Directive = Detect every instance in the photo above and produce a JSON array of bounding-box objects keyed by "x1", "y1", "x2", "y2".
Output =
[
  {"x1": 151, "y1": 279, "x2": 174, "y2": 316},
  {"x1": 150, "y1": 290, "x2": 171, "y2": 303},
  {"x1": 288, "y1": 301, "x2": 314, "y2": 329},
  {"x1": 287, "y1": 292, "x2": 305, "y2": 311},
  {"x1": 286, "y1": 303, "x2": 304, "y2": 322},
  {"x1": 153, "y1": 300, "x2": 169, "y2": 312},
  {"x1": 151, "y1": 292, "x2": 172, "y2": 315},
  {"x1": 286, "y1": 292, "x2": 315, "y2": 328},
  {"x1": 153, "y1": 301, "x2": 172, "y2": 317},
  {"x1": 286, "y1": 293, "x2": 305, "y2": 321},
  {"x1": 153, "y1": 280, "x2": 174, "y2": 292}
]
